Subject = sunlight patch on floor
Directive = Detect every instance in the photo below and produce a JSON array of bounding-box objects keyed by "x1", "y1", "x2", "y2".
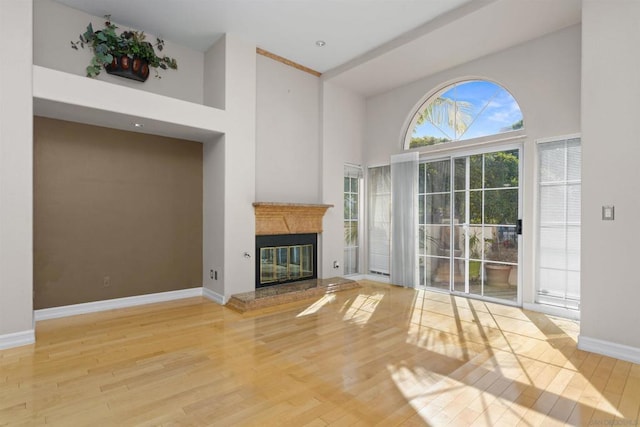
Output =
[
  {"x1": 388, "y1": 361, "x2": 473, "y2": 425},
  {"x1": 394, "y1": 290, "x2": 627, "y2": 424},
  {"x1": 342, "y1": 293, "x2": 384, "y2": 325},
  {"x1": 389, "y1": 350, "x2": 625, "y2": 425},
  {"x1": 387, "y1": 362, "x2": 451, "y2": 405},
  {"x1": 296, "y1": 294, "x2": 336, "y2": 317}
]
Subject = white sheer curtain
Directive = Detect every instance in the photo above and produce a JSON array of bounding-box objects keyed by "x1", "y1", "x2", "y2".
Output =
[{"x1": 390, "y1": 152, "x2": 419, "y2": 287}]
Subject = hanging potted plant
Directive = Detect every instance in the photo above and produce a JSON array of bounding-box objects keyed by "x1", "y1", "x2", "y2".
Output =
[{"x1": 71, "y1": 15, "x2": 178, "y2": 82}]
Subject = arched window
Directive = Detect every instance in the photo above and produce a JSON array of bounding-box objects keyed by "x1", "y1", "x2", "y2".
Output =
[{"x1": 405, "y1": 80, "x2": 523, "y2": 149}]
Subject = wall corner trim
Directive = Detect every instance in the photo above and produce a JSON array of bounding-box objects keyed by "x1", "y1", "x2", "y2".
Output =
[
  {"x1": 578, "y1": 335, "x2": 640, "y2": 364},
  {"x1": 203, "y1": 287, "x2": 226, "y2": 305},
  {"x1": 34, "y1": 288, "x2": 204, "y2": 321},
  {"x1": 256, "y1": 48, "x2": 321, "y2": 77},
  {"x1": 0, "y1": 329, "x2": 35, "y2": 350}
]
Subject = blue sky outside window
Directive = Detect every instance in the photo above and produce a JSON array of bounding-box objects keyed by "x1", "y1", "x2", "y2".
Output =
[{"x1": 409, "y1": 80, "x2": 523, "y2": 148}]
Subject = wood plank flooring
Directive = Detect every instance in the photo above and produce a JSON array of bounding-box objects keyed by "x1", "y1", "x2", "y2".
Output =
[{"x1": 1, "y1": 281, "x2": 638, "y2": 426}]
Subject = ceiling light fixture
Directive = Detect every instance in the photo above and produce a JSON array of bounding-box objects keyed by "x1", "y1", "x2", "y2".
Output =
[
  {"x1": 315, "y1": 40, "x2": 326, "y2": 47},
  {"x1": 133, "y1": 123, "x2": 144, "y2": 128}
]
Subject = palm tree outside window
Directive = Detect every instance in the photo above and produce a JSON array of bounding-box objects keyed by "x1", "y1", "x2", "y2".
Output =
[{"x1": 407, "y1": 80, "x2": 524, "y2": 149}]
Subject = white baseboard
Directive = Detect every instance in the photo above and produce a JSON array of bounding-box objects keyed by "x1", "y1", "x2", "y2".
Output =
[
  {"x1": 523, "y1": 302, "x2": 580, "y2": 320},
  {"x1": 203, "y1": 287, "x2": 226, "y2": 305},
  {"x1": 578, "y1": 335, "x2": 640, "y2": 364},
  {"x1": 0, "y1": 329, "x2": 35, "y2": 350},
  {"x1": 363, "y1": 274, "x2": 391, "y2": 283},
  {"x1": 34, "y1": 287, "x2": 203, "y2": 321}
]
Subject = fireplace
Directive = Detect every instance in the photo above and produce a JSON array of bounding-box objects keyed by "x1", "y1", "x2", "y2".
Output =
[
  {"x1": 255, "y1": 233, "x2": 317, "y2": 288},
  {"x1": 253, "y1": 202, "x2": 333, "y2": 289}
]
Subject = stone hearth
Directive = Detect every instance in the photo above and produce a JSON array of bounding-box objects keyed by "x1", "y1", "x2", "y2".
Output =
[{"x1": 226, "y1": 277, "x2": 360, "y2": 313}]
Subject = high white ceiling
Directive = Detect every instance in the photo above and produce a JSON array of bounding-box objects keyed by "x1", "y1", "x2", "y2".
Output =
[
  {"x1": 53, "y1": 0, "x2": 581, "y2": 96},
  {"x1": 41, "y1": 0, "x2": 581, "y2": 142},
  {"x1": 54, "y1": 0, "x2": 471, "y2": 73},
  {"x1": 328, "y1": 0, "x2": 582, "y2": 96}
]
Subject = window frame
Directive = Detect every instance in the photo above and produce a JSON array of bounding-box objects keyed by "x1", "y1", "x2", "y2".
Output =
[
  {"x1": 344, "y1": 165, "x2": 363, "y2": 276},
  {"x1": 402, "y1": 78, "x2": 525, "y2": 152}
]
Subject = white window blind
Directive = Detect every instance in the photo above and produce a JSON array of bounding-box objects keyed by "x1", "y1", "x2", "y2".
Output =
[
  {"x1": 368, "y1": 165, "x2": 391, "y2": 276},
  {"x1": 537, "y1": 137, "x2": 581, "y2": 310}
]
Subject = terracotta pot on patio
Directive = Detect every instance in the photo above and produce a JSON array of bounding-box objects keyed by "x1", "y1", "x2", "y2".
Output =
[{"x1": 485, "y1": 264, "x2": 511, "y2": 287}]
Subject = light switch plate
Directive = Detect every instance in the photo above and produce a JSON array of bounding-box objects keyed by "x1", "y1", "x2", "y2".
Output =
[{"x1": 602, "y1": 205, "x2": 615, "y2": 220}]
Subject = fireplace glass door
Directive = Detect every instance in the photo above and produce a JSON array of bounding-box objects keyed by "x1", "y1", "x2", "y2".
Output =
[
  {"x1": 256, "y1": 233, "x2": 317, "y2": 288},
  {"x1": 260, "y1": 244, "x2": 313, "y2": 285}
]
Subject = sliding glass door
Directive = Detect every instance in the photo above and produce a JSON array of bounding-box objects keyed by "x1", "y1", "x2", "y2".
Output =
[
  {"x1": 417, "y1": 158, "x2": 454, "y2": 290},
  {"x1": 417, "y1": 147, "x2": 521, "y2": 304}
]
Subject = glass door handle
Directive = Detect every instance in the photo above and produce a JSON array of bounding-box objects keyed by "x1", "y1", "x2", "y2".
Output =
[{"x1": 516, "y1": 219, "x2": 523, "y2": 235}]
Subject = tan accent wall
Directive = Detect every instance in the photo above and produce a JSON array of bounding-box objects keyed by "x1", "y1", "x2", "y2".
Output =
[{"x1": 34, "y1": 117, "x2": 203, "y2": 309}]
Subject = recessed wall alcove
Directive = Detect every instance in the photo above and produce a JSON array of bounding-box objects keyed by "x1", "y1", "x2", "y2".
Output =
[{"x1": 31, "y1": 28, "x2": 258, "y2": 305}]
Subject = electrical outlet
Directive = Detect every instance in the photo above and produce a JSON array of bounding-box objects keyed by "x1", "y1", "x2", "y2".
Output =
[
  {"x1": 103, "y1": 276, "x2": 111, "y2": 287},
  {"x1": 210, "y1": 269, "x2": 214, "y2": 279}
]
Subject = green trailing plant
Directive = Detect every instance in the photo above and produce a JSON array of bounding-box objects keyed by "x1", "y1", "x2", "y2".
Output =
[
  {"x1": 70, "y1": 15, "x2": 178, "y2": 78},
  {"x1": 469, "y1": 231, "x2": 481, "y2": 259}
]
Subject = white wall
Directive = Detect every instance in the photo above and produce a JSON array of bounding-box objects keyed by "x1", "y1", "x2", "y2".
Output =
[
  {"x1": 204, "y1": 37, "x2": 226, "y2": 110},
  {"x1": 220, "y1": 34, "x2": 257, "y2": 298},
  {"x1": 33, "y1": 0, "x2": 205, "y2": 104},
  {"x1": 0, "y1": 0, "x2": 34, "y2": 347},
  {"x1": 363, "y1": 25, "x2": 581, "y2": 301},
  {"x1": 203, "y1": 134, "x2": 226, "y2": 297},
  {"x1": 201, "y1": 34, "x2": 258, "y2": 301},
  {"x1": 255, "y1": 58, "x2": 365, "y2": 280},
  {"x1": 320, "y1": 82, "x2": 366, "y2": 278},
  {"x1": 255, "y1": 55, "x2": 321, "y2": 203},
  {"x1": 202, "y1": 37, "x2": 228, "y2": 299},
  {"x1": 580, "y1": 1, "x2": 640, "y2": 353}
]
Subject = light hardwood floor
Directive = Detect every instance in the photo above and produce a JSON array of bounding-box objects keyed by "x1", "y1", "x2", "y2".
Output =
[{"x1": 1, "y1": 281, "x2": 638, "y2": 426}]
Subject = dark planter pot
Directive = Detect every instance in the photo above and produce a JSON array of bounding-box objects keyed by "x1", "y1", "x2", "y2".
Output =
[{"x1": 105, "y1": 55, "x2": 150, "y2": 82}]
